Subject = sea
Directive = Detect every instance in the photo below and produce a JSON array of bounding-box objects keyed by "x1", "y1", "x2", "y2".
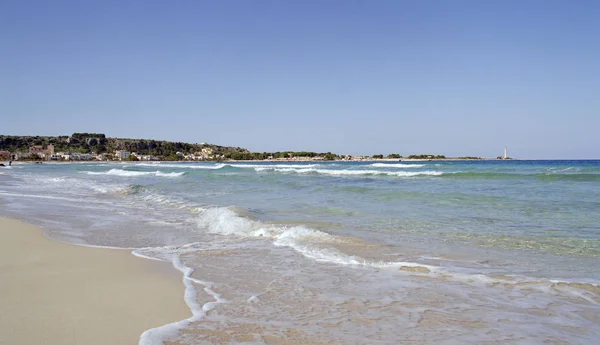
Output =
[{"x1": 1, "y1": 160, "x2": 599, "y2": 345}]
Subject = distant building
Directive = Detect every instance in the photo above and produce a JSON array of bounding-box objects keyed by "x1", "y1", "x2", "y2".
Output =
[
  {"x1": 0, "y1": 151, "x2": 10, "y2": 160},
  {"x1": 71, "y1": 153, "x2": 94, "y2": 161},
  {"x1": 135, "y1": 154, "x2": 155, "y2": 161},
  {"x1": 115, "y1": 150, "x2": 131, "y2": 160},
  {"x1": 28, "y1": 145, "x2": 55, "y2": 160},
  {"x1": 29, "y1": 146, "x2": 45, "y2": 155}
]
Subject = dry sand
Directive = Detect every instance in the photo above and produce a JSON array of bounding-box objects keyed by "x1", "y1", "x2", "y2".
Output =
[{"x1": 0, "y1": 217, "x2": 190, "y2": 345}]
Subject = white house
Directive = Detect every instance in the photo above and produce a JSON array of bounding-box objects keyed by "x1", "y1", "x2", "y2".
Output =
[{"x1": 115, "y1": 150, "x2": 131, "y2": 160}]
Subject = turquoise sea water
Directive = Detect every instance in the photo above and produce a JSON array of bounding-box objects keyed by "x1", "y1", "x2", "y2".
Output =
[{"x1": 1, "y1": 160, "x2": 599, "y2": 344}]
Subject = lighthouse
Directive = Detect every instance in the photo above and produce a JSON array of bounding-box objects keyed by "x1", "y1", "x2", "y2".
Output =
[{"x1": 504, "y1": 147, "x2": 508, "y2": 159}]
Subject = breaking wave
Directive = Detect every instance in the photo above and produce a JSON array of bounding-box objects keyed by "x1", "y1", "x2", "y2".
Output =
[
  {"x1": 136, "y1": 163, "x2": 226, "y2": 170},
  {"x1": 135, "y1": 163, "x2": 319, "y2": 170},
  {"x1": 371, "y1": 163, "x2": 424, "y2": 168},
  {"x1": 228, "y1": 164, "x2": 319, "y2": 169},
  {"x1": 191, "y1": 206, "x2": 600, "y2": 301},
  {"x1": 253, "y1": 167, "x2": 443, "y2": 177},
  {"x1": 84, "y1": 169, "x2": 185, "y2": 177}
]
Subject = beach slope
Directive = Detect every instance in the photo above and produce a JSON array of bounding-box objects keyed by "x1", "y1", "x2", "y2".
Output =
[{"x1": 0, "y1": 217, "x2": 189, "y2": 345}]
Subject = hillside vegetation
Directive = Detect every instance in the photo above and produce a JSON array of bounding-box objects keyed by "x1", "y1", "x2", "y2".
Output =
[
  {"x1": 0, "y1": 133, "x2": 248, "y2": 158},
  {"x1": 0, "y1": 133, "x2": 454, "y2": 161}
]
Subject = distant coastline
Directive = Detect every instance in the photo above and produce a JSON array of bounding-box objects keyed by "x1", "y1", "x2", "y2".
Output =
[
  {"x1": 1, "y1": 133, "x2": 513, "y2": 163},
  {"x1": 6, "y1": 157, "x2": 515, "y2": 165}
]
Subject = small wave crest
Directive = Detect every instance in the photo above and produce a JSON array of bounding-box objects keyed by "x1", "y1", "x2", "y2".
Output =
[
  {"x1": 84, "y1": 169, "x2": 185, "y2": 178},
  {"x1": 194, "y1": 207, "x2": 369, "y2": 265},
  {"x1": 121, "y1": 184, "x2": 193, "y2": 210},
  {"x1": 228, "y1": 164, "x2": 319, "y2": 169},
  {"x1": 136, "y1": 163, "x2": 226, "y2": 170},
  {"x1": 254, "y1": 167, "x2": 443, "y2": 177},
  {"x1": 371, "y1": 163, "x2": 424, "y2": 168}
]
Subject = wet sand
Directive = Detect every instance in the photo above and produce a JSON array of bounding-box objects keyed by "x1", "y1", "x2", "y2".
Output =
[{"x1": 0, "y1": 217, "x2": 190, "y2": 345}]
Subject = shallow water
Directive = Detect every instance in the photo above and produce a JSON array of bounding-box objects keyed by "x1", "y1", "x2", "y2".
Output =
[{"x1": 1, "y1": 160, "x2": 599, "y2": 344}]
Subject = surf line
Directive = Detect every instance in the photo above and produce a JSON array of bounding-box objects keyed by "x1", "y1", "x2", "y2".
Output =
[{"x1": 134, "y1": 250, "x2": 226, "y2": 345}]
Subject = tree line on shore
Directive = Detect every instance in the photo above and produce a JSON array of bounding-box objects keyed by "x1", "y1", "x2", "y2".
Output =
[
  {"x1": 223, "y1": 151, "x2": 338, "y2": 160},
  {"x1": 0, "y1": 134, "x2": 248, "y2": 158},
  {"x1": 0, "y1": 133, "x2": 472, "y2": 161}
]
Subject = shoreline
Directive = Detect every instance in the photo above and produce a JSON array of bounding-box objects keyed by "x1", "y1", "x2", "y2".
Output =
[
  {"x1": 5, "y1": 157, "x2": 529, "y2": 165},
  {"x1": 0, "y1": 217, "x2": 190, "y2": 345}
]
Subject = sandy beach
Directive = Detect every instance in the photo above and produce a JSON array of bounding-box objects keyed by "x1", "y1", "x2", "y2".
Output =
[{"x1": 0, "y1": 217, "x2": 190, "y2": 345}]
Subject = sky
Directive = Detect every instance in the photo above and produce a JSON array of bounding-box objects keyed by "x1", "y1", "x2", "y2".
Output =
[{"x1": 1, "y1": 0, "x2": 599, "y2": 158}]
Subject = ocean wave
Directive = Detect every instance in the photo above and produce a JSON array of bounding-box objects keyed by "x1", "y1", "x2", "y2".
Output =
[
  {"x1": 194, "y1": 207, "x2": 358, "y2": 262},
  {"x1": 371, "y1": 163, "x2": 424, "y2": 168},
  {"x1": 122, "y1": 184, "x2": 194, "y2": 210},
  {"x1": 84, "y1": 169, "x2": 185, "y2": 177},
  {"x1": 16, "y1": 174, "x2": 130, "y2": 196},
  {"x1": 449, "y1": 171, "x2": 600, "y2": 181},
  {"x1": 253, "y1": 168, "x2": 599, "y2": 180},
  {"x1": 136, "y1": 163, "x2": 226, "y2": 170},
  {"x1": 192, "y1": 207, "x2": 445, "y2": 269},
  {"x1": 254, "y1": 167, "x2": 443, "y2": 177},
  {"x1": 228, "y1": 164, "x2": 319, "y2": 169},
  {"x1": 191, "y1": 206, "x2": 600, "y2": 302},
  {"x1": 136, "y1": 163, "x2": 320, "y2": 170},
  {"x1": 90, "y1": 184, "x2": 129, "y2": 194}
]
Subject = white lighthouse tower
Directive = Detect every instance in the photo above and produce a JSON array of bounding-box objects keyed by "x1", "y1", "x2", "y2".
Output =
[{"x1": 503, "y1": 147, "x2": 508, "y2": 159}]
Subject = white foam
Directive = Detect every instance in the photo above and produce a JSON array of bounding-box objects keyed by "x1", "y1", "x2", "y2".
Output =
[
  {"x1": 156, "y1": 171, "x2": 185, "y2": 177},
  {"x1": 139, "y1": 192, "x2": 191, "y2": 209},
  {"x1": 134, "y1": 250, "x2": 226, "y2": 345},
  {"x1": 228, "y1": 164, "x2": 319, "y2": 169},
  {"x1": 84, "y1": 169, "x2": 185, "y2": 177},
  {"x1": 196, "y1": 207, "x2": 332, "y2": 239},
  {"x1": 20, "y1": 174, "x2": 129, "y2": 196},
  {"x1": 371, "y1": 163, "x2": 425, "y2": 168},
  {"x1": 49, "y1": 177, "x2": 67, "y2": 182},
  {"x1": 254, "y1": 167, "x2": 443, "y2": 177},
  {"x1": 194, "y1": 207, "x2": 408, "y2": 267},
  {"x1": 90, "y1": 185, "x2": 128, "y2": 194},
  {"x1": 194, "y1": 207, "x2": 448, "y2": 270},
  {"x1": 136, "y1": 163, "x2": 226, "y2": 170}
]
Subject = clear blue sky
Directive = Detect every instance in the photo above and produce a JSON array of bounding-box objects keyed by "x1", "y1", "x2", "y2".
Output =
[{"x1": 1, "y1": 0, "x2": 599, "y2": 158}]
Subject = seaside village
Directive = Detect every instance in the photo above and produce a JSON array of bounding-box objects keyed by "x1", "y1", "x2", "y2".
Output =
[
  {"x1": 0, "y1": 143, "x2": 512, "y2": 163},
  {"x1": 0, "y1": 144, "x2": 221, "y2": 162},
  {"x1": 1, "y1": 144, "x2": 381, "y2": 163}
]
